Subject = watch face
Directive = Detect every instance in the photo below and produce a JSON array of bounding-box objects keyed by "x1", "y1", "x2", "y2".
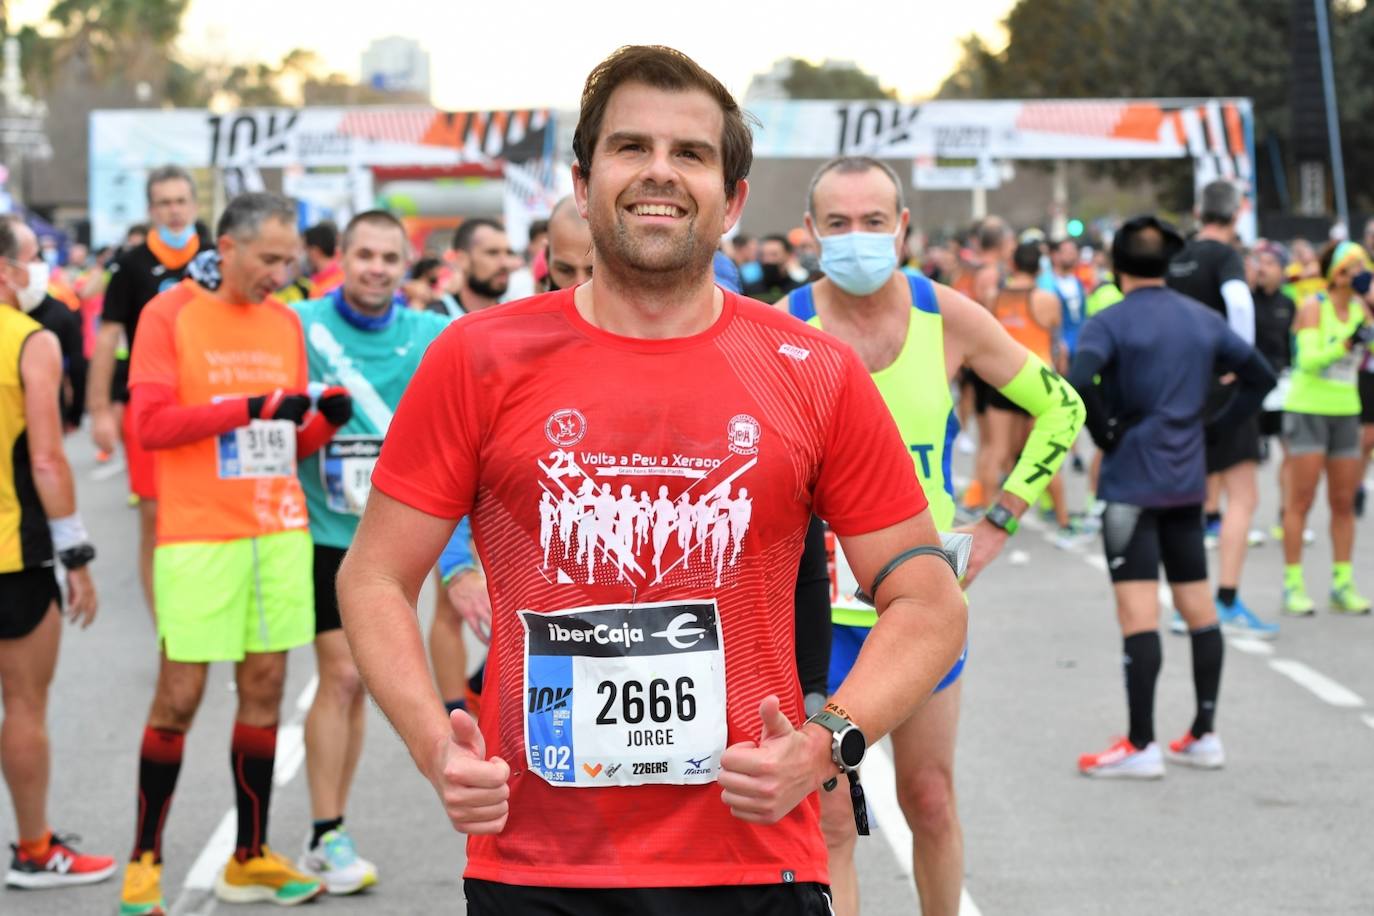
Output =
[{"x1": 839, "y1": 727, "x2": 867, "y2": 768}]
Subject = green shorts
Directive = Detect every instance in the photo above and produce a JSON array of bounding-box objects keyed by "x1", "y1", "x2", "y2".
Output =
[{"x1": 154, "y1": 529, "x2": 314, "y2": 662}]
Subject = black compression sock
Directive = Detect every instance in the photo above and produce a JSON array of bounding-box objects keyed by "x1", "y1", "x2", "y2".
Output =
[
  {"x1": 231, "y1": 722, "x2": 277, "y2": 862},
  {"x1": 310, "y1": 817, "x2": 343, "y2": 849},
  {"x1": 1189, "y1": 625, "x2": 1224, "y2": 738},
  {"x1": 1123, "y1": 631, "x2": 1162, "y2": 750},
  {"x1": 134, "y1": 727, "x2": 185, "y2": 862},
  {"x1": 1217, "y1": 587, "x2": 1237, "y2": 607}
]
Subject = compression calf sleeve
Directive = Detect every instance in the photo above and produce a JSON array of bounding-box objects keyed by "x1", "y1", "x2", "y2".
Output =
[
  {"x1": 231, "y1": 722, "x2": 277, "y2": 862},
  {"x1": 1189, "y1": 624, "x2": 1223, "y2": 738},
  {"x1": 995, "y1": 353, "x2": 1085, "y2": 506},
  {"x1": 134, "y1": 727, "x2": 185, "y2": 861},
  {"x1": 1123, "y1": 631, "x2": 1161, "y2": 750}
]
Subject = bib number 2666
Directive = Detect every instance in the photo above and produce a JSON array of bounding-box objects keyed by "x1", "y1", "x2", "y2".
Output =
[{"x1": 520, "y1": 601, "x2": 726, "y2": 788}]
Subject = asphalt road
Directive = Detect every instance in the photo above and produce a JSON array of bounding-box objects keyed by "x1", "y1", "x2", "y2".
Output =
[{"x1": 3, "y1": 434, "x2": 1372, "y2": 915}]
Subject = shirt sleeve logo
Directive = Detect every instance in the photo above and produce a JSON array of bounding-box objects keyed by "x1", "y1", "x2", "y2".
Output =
[{"x1": 545, "y1": 408, "x2": 588, "y2": 447}]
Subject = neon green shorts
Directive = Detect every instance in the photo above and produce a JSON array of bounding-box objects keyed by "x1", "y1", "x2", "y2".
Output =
[{"x1": 154, "y1": 529, "x2": 314, "y2": 662}]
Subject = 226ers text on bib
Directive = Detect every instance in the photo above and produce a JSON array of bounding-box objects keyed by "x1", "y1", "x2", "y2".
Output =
[{"x1": 371, "y1": 288, "x2": 928, "y2": 889}]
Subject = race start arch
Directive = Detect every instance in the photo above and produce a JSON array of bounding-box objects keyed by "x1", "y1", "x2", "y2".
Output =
[
  {"x1": 88, "y1": 106, "x2": 562, "y2": 248},
  {"x1": 746, "y1": 97, "x2": 1256, "y2": 240}
]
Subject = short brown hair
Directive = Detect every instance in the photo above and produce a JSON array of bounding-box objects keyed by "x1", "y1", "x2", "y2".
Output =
[
  {"x1": 573, "y1": 45, "x2": 753, "y2": 199},
  {"x1": 341, "y1": 209, "x2": 406, "y2": 251}
]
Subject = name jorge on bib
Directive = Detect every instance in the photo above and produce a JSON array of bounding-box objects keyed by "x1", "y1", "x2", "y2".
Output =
[{"x1": 520, "y1": 601, "x2": 726, "y2": 787}]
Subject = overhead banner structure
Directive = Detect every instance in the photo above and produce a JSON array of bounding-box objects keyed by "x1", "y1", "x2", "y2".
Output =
[
  {"x1": 748, "y1": 98, "x2": 1256, "y2": 239},
  {"x1": 89, "y1": 106, "x2": 558, "y2": 246}
]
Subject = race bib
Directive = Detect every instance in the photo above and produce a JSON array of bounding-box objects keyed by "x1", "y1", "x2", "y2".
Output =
[
  {"x1": 1323, "y1": 350, "x2": 1360, "y2": 385},
  {"x1": 321, "y1": 436, "x2": 382, "y2": 515},
  {"x1": 520, "y1": 601, "x2": 726, "y2": 788},
  {"x1": 217, "y1": 420, "x2": 295, "y2": 479}
]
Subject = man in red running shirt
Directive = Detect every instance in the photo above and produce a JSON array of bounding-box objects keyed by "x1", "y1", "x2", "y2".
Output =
[{"x1": 339, "y1": 45, "x2": 966, "y2": 915}]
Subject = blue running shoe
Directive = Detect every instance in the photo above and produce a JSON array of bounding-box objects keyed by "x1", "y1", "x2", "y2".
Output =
[
  {"x1": 1203, "y1": 518, "x2": 1221, "y2": 550},
  {"x1": 1217, "y1": 597, "x2": 1279, "y2": 640}
]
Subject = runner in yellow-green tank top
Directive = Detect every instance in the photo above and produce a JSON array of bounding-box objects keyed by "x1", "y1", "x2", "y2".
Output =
[
  {"x1": 1280, "y1": 240, "x2": 1374, "y2": 616},
  {"x1": 785, "y1": 153, "x2": 1085, "y2": 916}
]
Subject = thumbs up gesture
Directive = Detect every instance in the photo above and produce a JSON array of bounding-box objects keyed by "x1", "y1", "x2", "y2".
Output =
[
  {"x1": 428, "y1": 708, "x2": 511, "y2": 834},
  {"x1": 718, "y1": 695, "x2": 835, "y2": 824}
]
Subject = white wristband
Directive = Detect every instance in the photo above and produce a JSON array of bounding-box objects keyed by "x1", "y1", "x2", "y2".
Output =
[{"x1": 48, "y1": 514, "x2": 90, "y2": 552}]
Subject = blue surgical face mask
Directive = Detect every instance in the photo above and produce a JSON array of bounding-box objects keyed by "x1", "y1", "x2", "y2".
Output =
[
  {"x1": 157, "y1": 223, "x2": 195, "y2": 249},
  {"x1": 739, "y1": 260, "x2": 763, "y2": 286},
  {"x1": 819, "y1": 230, "x2": 899, "y2": 296}
]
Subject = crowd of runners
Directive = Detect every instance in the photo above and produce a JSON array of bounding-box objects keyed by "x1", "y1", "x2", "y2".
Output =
[{"x1": 0, "y1": 43, "x2": 1370, "y2": 916}]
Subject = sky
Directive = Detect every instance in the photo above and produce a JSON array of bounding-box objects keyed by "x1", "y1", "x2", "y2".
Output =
[{"x1": 9, "y1": 0, "x2": 1013, "y2": 110}]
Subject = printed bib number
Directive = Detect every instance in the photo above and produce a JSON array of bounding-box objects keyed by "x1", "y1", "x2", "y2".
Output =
[
  {"x1": 1323, "y1": 350, "x2": 1360, "y2": 385},
  {"x1": 217, "y1": 420, "x2": 295, "y2": 479},
  {"x1": 321, "y1": 437, "x2": 382, "y2": 515},
  {"x1": 520, "y1": 600, "x2": 726, "y2": 788}
]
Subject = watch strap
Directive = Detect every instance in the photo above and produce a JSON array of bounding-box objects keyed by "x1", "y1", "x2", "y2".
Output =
[{"x1": 985, "y1": 503, "x2": 1020, "y2": 536}]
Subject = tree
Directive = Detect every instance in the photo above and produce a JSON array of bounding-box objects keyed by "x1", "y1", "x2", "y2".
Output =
[{"x1": 779, "y1": 58, "x2": 896, "y2": 100}]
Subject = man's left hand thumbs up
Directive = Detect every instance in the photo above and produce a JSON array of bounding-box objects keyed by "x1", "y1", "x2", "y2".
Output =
[{"x1": 718, "y1": 695, "x2": 836, "y2": 824}]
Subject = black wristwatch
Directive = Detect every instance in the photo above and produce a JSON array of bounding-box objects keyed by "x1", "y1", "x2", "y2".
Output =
[
  {"x1": 983, "y1": 503, "x2": 1019, "y2": 536},
  {"x1": 806, "y1": 704, "x2": 871, "y2": 836},
  {"x1": 58, "y1": 543, "x2": 96, "y2": 570},
  {"x1": 806, "y1": 707, "x2": 867, "y2": 789}
]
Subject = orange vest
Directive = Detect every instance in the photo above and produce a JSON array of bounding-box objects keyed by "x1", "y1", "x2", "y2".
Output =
[{"x1": 993, "y1": 286, "x2": 1053, "y2": 363}]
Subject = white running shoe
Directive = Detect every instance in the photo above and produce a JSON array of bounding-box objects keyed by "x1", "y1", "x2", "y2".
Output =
[
  {"x1": 1165, "y1": 732, "x2": 1225, "y2": 769},
  {"x1": 298, "y1": 828, "x2": 377, "y2": 895},
  {"x1": 1078, "y1": 738, "x2": 1165, "y2": 779},
  {"x1": 1247, "y1": 528, "x2": 1266, "y2": 547}
]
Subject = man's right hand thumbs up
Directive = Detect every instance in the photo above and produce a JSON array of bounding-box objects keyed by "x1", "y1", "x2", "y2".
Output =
[{"x1": 429, "y1": 708, "x2": 511, "y2": 835}]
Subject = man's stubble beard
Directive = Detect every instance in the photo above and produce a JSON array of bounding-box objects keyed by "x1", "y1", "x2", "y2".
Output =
[{"x1": 590, "y1": 206, "x2": 718, "y2": 298}]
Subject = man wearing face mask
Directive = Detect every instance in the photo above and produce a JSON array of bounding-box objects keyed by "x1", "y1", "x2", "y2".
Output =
[
  {"x1": 3, "y1": 217, "x2": 86, "y2": 431},
  {"x1": 0, "y1": 213, "x2": 115, "y2": 892},
  {"x1": 743, "y1": 234, "x2": 803, "y2": 304},
  {"x1": 86, "y1": 165, "x2": 210, "y2": 625},
  {"x1": 785, "y1": 156, "x2": 1084, "y2": 916}
]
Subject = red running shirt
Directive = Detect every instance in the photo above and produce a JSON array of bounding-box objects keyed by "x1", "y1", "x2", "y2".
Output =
[{"x1": 371, "y1": 289, "x2": 927, "y2": 889}]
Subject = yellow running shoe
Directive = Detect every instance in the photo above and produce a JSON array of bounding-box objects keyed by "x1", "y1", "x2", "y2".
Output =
[
  {"x1": 1331, "y1": 584, "x2": 1372, "y2": 615},
  {"x1": 120, "y1": 852, "x2": 166, "y2": 916},
  {"x1": 214, "y1": 846, "x2": 323, "y2": 906}
]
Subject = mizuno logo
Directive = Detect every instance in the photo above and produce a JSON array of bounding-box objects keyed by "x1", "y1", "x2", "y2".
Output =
[
  {"x1": 778, "y1": 343, "x2": 810, "y2": 361},
  {"x1": 686, "y1": 756, "x2": 709, "y2": 769}
]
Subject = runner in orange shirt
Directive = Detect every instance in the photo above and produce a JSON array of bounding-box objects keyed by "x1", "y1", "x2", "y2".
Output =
[{"x1": 118, "y1": 193, "x2": 352, "y2": 915}]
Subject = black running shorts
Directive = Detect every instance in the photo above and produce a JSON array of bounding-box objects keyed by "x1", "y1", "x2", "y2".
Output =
[
  {"x1": 312, "y1": 544, "x2": 347, "y2": 635},
  {"x1": 1101, "y1": 503, "x2": 1207, "y2": 584},
  {"x1": 0, "y1": 566, "x2": 61, "y2": 639},
  {"x1": 1205, "y1": 412, "x2": 1261, "y2": 473},
  {"x1": 464, "y1": 879, "x2": 834, "y2": 916}
]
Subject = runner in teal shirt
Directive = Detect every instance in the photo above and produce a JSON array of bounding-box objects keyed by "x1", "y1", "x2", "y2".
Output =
[
  {"x1": 291, "y1": 211, "x2": 457, "y2": 894},
  {"x1": 295, "y1": 288, "x2": 448, "y2": 547}
]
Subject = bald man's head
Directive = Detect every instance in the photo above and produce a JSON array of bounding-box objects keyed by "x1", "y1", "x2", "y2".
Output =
[{"x1": 547, "y1": 195, "x2": 593, "y2": 290}]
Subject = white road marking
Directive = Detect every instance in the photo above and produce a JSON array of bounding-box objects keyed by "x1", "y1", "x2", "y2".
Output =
[
  {"x1": 865, "y1": 740, "x2": 983, "y2": 915},
  {"x1": 90, "y1": 458, "x2": 127, "y2": 481},
  {"x1": 1228, "y1": 638, "x2": 1276, "y2": 656},
  {"x1": 1268, "y1": 660, "x2": 1365, "y2": 708},
  {"x1": 172, "y1": 673, "x2": 319, "y2": 911}
]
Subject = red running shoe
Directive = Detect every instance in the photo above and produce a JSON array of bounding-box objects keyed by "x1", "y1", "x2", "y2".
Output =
[{"x1": 5, "y1": 832, "x2": 117, "y2": 888}]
